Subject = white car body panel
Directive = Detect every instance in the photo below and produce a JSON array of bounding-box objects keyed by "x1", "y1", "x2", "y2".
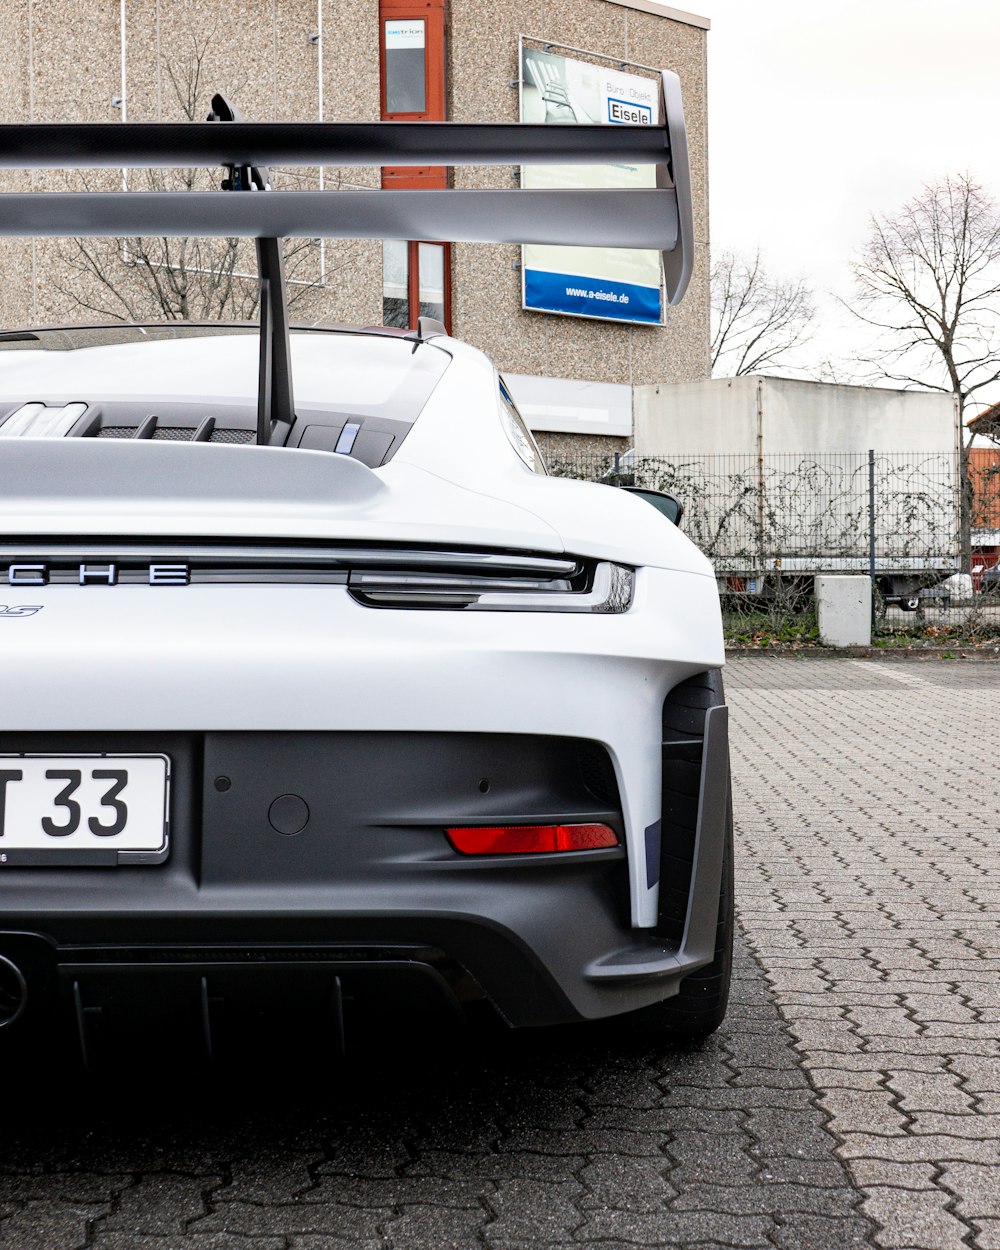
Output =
[{"x1": 0, "y1": 332, "x2": 724, "y2": 932}]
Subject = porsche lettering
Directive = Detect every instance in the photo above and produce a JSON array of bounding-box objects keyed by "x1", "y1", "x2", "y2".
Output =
[{"x1": 3, "y1": 564, "x2": 190, "y2": 586}]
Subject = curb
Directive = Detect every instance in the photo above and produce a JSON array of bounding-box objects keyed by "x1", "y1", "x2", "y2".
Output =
[{"x1": 725, "y1": 645, "x2": 1000, "y2": 661}]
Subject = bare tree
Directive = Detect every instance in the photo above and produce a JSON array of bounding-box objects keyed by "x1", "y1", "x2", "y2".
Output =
[
  {"x1": 710, "y1": 249, "x2": 815, "y2": 376},
  {"x1": 57, "y1": 35, "x2": 316, "y2": 322},
  {"x1": 849, "y1": 173, "x2": 1000, "y2": 572},
  {"x1": 849, "y1": 173, "x2": 1000, "y2": 422}
]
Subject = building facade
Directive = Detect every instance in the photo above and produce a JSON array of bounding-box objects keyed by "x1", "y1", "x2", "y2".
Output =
[{"x1": 0, "y1": 0, "x2": 710, "y2": 456}]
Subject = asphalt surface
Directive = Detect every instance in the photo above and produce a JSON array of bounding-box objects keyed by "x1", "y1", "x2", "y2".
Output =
[{"x1": 0, "y1": 655, "x2": 997, "y2": 1250}]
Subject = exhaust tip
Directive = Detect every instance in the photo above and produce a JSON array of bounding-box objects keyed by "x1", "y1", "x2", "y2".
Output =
[{"x1": 0, "y1": 954, "x2": 27, "y2": 1028}]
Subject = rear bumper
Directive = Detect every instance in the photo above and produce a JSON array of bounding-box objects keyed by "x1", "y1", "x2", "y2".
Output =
[
  {"x1": 0, "y1": 569, "x2": 728, "y2": 1042},
  {"x1": 0, "y1": 713, "x2": 730, "y2": 1038},
  {"x1": 0, "y1": 570, "x2": 723, "y2": 927}
]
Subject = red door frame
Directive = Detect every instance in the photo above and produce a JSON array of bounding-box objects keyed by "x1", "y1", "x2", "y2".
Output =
[{"x1": 379, "y1": 0, "x2": 451, "y2": 331}]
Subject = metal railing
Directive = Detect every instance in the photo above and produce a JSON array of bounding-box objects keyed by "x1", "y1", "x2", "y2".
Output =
[{"x1": 547, "y1": 449, "x2": 1000, "y2": 639}]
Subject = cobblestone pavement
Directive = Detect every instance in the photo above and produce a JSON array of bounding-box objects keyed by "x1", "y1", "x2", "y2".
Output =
[
  {"x1": 0, "y1": 656, "x2": 996, "y2": 1250},
  {"x1": 730, "y1": 656, "x2": 1000, "y2": 1250}
]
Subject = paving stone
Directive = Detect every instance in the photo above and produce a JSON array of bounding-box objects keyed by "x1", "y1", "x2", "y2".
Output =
[
  {"x1": 574, "y1": 1209, "x2": 774, "y2": 1245},
  {"x1": 672, "y1": 1182, "x2": 859, "y2": 1218},
  {"x1": 756, "y1": 1157, "x2": 855, "y2": 1188},
  {"x1": 305, "y1": 1176, "x2": 484, "y2": 1207},
  {"x1": 664, "y1": 1131, "x2": 758, "y2": 1186},
  {"x1": 495, "y1": 1128, "x2": 664, "y2": 1157},
  {"x1": 860, "y1": 1186, "x2": 971, "y2": 1250},
  {"x1": 769, "y1": 1212, "x2": 875, "y2": 1250},
  {"x1": 903, "y1": 994, "x2": 981, "y2": 1023},
  {"x1": 102, "y1": 1175, "x2": 222, "y2": 1235},
  {"x1": 744, "y1": 1109, "x2": 840, "y2": 1160},
  {"x1": 583, "y1": 1072, "x2": 664, "y2": 1109},
  {"x1": 886, "y1": 1070, "x2": 976, "y2": 1116},
  {"x1": 0, "y1": 1173, "x2": 132, "y2": 1202},
  {"x1": 864, "y1": 1036, "x2": 999, "y2": 1057},
  {"x1": 798, "y1": 1050, "x2": 941, "y2": 1073},
  {"x1": 93, "y1": 1237, "x2": 289, "y2": 1250},
  {"x1": 659, "y1": 1086, "x2": 815, "y2": 1111},
  {"x1": 849, "y1": 1160, "x2": 939, "y2": 1190},
  {"x1": 292, "y1": 1240, "x2": 386, "y2": 1250},
  {"x1": 576, "y1": 1155, "x2": 677, "y2": 1212},
  {"x1": 948, "y1": 1056, "x2": 1000, "y2": 1093},
  {"x1": 485, "y1": 1179, "x2": 585, "y2": 1240},
  {"x1": 214, "y1": 1156, "x2": 322, "y2": 1202},
  {"x1": 818, "y1": 1088, "x2": 906, "y2": 1136},
  {"x1": 403, "y1": 1149, "x2": 579, "y2": 1183},
  {"x1": 192, "y1": 1203, "x2": 386, "y2": 1238},
  {"x1": 726, "y1": 656, "x2": 1000, "y2": 1250},
  {"x1": 807, "y1": 1067, "x2": 886, "y2": 1091},
  {"x1": 0, "y1": 1200, "x2": 111, "y2": 1250},
  {"x1": 971, "y1": 1219, "x2": 1000, "y2": 1250},
  {"x1": 907, "y1": 1112, "x2": 1000, "y2": 1138},
  {"x1": 728, "y1": 1066, "x2": 811, "y2": 1090},
  {"x1": 938, "y1": 1162, "x2": 1000, "y2": 1219},
  {"x1": 386, "y1": 1202, "x2": 490, "y2": 1246}
]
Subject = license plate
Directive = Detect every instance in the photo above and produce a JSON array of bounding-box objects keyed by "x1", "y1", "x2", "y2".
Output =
[{"x1": 0, "y1": 754, "x2": 170, "y2": 866}]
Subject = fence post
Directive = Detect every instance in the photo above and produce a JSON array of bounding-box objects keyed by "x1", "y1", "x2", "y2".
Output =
[
  {"x1": 868, "y1": 448, "x2": 876, "y2": 632},
  {"x1": 959, "y1": 441, "x2": 973, "y2": 576},
  {"x1": 756, "y1": 381, "x2": 766, "y2": 578}
]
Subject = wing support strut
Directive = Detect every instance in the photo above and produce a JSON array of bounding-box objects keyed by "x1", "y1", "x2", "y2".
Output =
[{"x1": 208, "y1": 93, "x2": 294, "y2": 447}]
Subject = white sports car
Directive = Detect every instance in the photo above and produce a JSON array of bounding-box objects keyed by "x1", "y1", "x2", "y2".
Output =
[{"x1": 0, "y1": 78, "x2": 731, "y2": 1062}]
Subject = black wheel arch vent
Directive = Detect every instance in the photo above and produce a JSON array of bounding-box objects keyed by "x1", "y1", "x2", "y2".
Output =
[{"x1": 657, "y1": 669, "x2": 725, "y2": 942}]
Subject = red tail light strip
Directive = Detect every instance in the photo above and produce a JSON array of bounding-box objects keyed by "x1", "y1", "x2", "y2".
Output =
[{"x1": 445, "y1": 823, "x2": 619, "y2": 855}]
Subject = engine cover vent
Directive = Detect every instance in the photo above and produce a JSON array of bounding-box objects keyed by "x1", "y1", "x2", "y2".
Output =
[{"x1": 0, "y1": 402, "x2": 88, "y2": 438}]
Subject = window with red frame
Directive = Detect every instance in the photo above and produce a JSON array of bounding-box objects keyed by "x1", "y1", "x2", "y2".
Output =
[{"x1": 379, "y1": 0, "x2": 451, "y2": 331}]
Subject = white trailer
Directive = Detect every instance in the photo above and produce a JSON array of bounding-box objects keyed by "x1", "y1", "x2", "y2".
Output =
[{"x1": 632, "y1": 376, "x2": 963, "y2": 608}]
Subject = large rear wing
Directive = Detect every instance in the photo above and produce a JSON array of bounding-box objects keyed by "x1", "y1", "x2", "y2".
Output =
[
  {"x1": 0, "y1": 70, "x2": 692, "y2": 304},
  {"x1": 0, "y1": 70, "x2": 693, "y2": 444}
]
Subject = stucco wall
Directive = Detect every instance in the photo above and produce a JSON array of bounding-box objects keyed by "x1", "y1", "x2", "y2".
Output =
[
  {"x1": 448, "y1": 0, "x2": 710, "y2": 390},
  {"x1": 0, "y1": 0, "x2": 382, "y2": 329}
]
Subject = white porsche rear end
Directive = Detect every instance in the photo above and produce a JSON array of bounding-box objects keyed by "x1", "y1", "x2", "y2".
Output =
[{"x1": 0, "y1": 74, "x2": 733, "y2": 1059}]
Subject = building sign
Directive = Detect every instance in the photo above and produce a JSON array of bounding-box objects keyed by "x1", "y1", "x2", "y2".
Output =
[
  {"x1": 384, "y1": 19, "x2": 427, "y2": 113},
  {"x1": 519, "y1": 42, "x2": 662, "y2": 326},
  {"x1": 384, "y1": 19, "x2": 425, "y2": 48}
]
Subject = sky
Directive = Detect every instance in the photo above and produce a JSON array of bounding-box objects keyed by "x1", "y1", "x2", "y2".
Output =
[{"x1": 703, "y1": 0, "x2": 1000, "y2": 410}]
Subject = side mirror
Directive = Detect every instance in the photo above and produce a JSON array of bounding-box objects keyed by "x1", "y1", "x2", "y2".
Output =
[{"x1": 621, "y1": 486, "x2": 684, "y2": 527}]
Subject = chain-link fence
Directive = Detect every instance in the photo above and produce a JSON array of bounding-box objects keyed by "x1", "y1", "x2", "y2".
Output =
[{"x1": 547, "y1": 449, "x2": 1000, "y2": 642}]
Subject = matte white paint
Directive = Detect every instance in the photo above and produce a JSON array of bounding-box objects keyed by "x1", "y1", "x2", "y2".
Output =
[{"x1": 0, "y1": 329, "x2": 725, "y2": 927}]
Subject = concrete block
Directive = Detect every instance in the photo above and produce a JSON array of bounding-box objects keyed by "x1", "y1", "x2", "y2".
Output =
[{"x1": 815, "y1": 576, "x2": 871, "y2": 647}]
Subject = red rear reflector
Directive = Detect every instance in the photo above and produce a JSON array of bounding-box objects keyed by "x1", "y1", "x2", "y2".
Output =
[{"x1": 445, "y1": 823, "x2": 619, "y2": 855}]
